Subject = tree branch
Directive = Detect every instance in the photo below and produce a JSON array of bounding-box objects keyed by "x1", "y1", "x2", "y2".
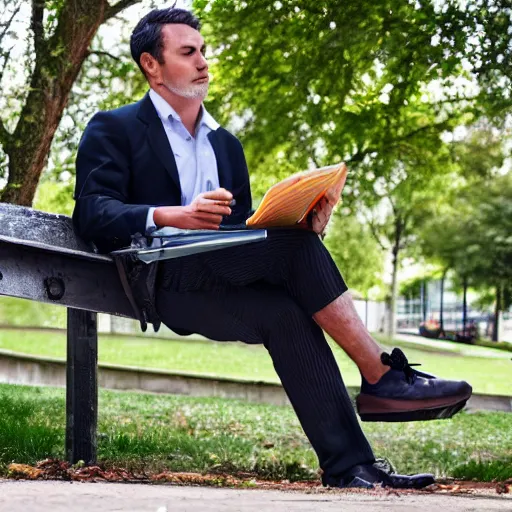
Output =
[
  {"x1": 399, "y1": 115, "x2": 459, "y2": 143},
  {"x1": 31, "y1": 0, "x2": 45, "y2": 56},
  {"x1": 398, "y1": 214, "x2": 409, "y2": 251},
  {"x1": 0, "y1": 115, "x2": 12, "y2": 149},
  {"x1": 309, "y1": 151, "x2": 320, "y2": 168},
  {"x1": 387, "y1": 193, "x2": 397, "y2": 216},
  {"x1": 104, "y1": 0, "x2": 142, "y2": 21},
  {"x1": 0, "y1": 1, "x2": 22, "y2": 49},
  {"x1": 87, "y1": 49, "x2": 121, "y2": 61},
  {"x1": 0, "y1": 44, "x2": 14, "y2": 84},
  {"x1": 0, "y1": 44, "x2": 14, "y2": 148},
  {"x1": 361, "y1": 210, "x2": 389, "y2": 252},
  {"x1": 346, "y1": 114, "x2": 462, "y2": 166}
]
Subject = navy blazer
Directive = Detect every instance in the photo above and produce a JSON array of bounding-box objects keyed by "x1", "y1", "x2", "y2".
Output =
[{"x1": 73, "y1": 92, "x2": 252, "y2": 253}]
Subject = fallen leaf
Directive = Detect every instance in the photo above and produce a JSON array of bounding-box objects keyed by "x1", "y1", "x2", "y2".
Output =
[{"x1": 7, "y1": 464, "x2": 43, "y2": 480}]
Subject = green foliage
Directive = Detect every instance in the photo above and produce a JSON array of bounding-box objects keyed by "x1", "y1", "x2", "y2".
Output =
[
  {"x1": 194, "y1": 0, "x2": 501, "y2": 191},
  {"x1": 324, "y1": 212, "x2": 384, "y2": 298},
  {"x1": 450, "y1": 126, "x2": 507, "y2": 181},
  {"x1": 193, "y1": 0, "x2": 512, "y2": 301},
  {"x1": 420, "y1": 171, "x2": 512, "y2": 308},
  {"x1": 33, "y1": 181, "x2": 74, "y2": 216},
  {"x1": 459, "y1": 0, "x2": 512, "y2": 117}
]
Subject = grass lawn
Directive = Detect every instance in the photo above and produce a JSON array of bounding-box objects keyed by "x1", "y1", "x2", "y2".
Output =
[
  {"x1": 0, "y1": 328, "x2": 511, "y2": 395},
  {"x1": 0, "y1": 383, "x2": 511, "y2": 482}
]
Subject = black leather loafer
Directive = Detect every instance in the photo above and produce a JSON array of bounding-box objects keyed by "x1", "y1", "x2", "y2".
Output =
[{"x1": 322, "y1": 462, "x2": 435, "y2": 489}]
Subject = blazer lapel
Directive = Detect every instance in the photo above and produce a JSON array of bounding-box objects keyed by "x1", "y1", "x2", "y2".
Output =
[
  {"x1": 137, "y1": 93, "x2": 182, "y2": 196},
  {"x1": 208, "y1": 129, "x2": 233, "y2": 192}
]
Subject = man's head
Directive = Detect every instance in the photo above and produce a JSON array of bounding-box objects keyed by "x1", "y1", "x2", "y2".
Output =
[{"x1": 130, "y1": 8, "x2": 209, "y2": 100}]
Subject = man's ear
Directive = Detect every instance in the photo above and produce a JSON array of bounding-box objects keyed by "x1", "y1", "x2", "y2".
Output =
[{"x1": 140, "y1": 52, "x2": 160, "y2": 81}]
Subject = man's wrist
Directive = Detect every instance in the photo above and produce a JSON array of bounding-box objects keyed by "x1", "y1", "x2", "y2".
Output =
[
  {"x1": 153, "y1": 205, "x2": 183, "y2": 228},
  {"x1": 153, "y1": 206, "x2": 166, "y2": 228},
  {"x1": 152, "y1": 207, "x2": 161, "y2": 228}
]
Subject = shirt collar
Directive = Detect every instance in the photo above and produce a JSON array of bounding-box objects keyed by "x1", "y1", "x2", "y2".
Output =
[
  {"x1": 200, "y1": 106, "x2": 220, "y2": 131},
  {"x1": 149, "y1": 89, "x2": 220, "y2": 131}
]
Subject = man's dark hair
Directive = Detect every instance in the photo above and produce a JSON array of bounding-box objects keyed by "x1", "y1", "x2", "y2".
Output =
[{"x1": 130, "y1": 7, "x2": 201, "y2": 75}]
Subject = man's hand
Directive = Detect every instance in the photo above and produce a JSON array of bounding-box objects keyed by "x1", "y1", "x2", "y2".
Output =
[
  {"x1": 310, "y1": 179, "x2": 345, "y2": 235},
  {"x1": 153, "y1": 188, "x2": 233, "y2": 230}
]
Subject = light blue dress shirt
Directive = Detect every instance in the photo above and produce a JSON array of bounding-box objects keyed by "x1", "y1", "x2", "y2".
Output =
[{"x1": 146, "y1": 88, "x2": 221, "y2": 234}]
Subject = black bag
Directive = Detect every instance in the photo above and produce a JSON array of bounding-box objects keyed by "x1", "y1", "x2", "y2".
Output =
[{"x1": 111, "y1": 234, "x2": 161, "y2": 333}]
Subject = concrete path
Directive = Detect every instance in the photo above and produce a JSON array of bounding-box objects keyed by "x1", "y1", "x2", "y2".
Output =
[
  {"x1": 394, "y1": 332, "x2": 511, "y2": 360},
  {"x1": 0, "y1": 481, "x2": 510, "y2": 512}
]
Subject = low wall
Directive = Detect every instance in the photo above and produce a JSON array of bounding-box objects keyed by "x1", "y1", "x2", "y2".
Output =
[
  {"x1": 0, "y1": 349, "x2": 290, "y2": 406},
  {"x1": 0, "y1": 349, "x2": 510, "y2": 412}
]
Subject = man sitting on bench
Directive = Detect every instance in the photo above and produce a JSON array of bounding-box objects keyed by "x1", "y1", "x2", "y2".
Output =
[{"x1": 72, "y1": 7, "x2": 472, "y2": 490}]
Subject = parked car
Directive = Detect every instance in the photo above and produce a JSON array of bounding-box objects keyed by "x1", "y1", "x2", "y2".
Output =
[
  {"x1": 419, "y1": 319, "x2": 442, "y2": 339},
  {"x1": 419, "y1": 319, "x2": 478, "y2": 343}
]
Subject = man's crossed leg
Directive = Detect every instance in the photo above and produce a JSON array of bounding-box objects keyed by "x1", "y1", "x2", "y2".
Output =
[{"x1": 155, "y1": 229, "x2": 471, "y2": 489}]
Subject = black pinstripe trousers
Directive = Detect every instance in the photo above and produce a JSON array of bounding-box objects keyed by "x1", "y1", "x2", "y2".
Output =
[{"x1": 155, "y1": 229, "x2": 375, "y2": 478}]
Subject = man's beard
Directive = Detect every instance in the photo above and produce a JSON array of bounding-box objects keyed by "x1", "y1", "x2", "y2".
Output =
[{"x1": 164, "y1": 79, "x2": 209, "y2": 99}]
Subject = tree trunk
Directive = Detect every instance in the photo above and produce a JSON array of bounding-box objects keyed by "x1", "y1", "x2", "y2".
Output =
[
  {"x1": 387, "y1": 216, "x2": 403, "y2": 339},
  {"x1": 462, "y1": 275, "x2": 468, "y2": 337},
  {"x1": 492, "y1": 284, "x2": 501, "y2": 342},
  {"x1": 0, "y1": 0, "x2": 139, "y2": 205},
  {"x1": 420, "y1": 280, "x2": 426, "y2": 322},
  {"x1": 439, "y1": 269, "x2": 446, "y2": 337}
]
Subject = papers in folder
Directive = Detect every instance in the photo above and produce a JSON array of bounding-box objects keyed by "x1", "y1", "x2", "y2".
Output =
[
  {"x1": 134, "y1": 227, "x2": 267, "y2": 264},
  {"x1": 246, "y1": 163, "x2": 348, "y2": 228}
]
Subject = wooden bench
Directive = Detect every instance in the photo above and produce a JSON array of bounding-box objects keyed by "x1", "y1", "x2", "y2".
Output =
[{"x1": 0, "y1": 202, "x2": 137, "y2": 464}]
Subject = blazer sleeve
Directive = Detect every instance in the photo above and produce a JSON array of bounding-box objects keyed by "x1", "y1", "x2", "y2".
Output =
[
  {"x1": 73, "y1": 111, "x2": 152, "y2": 253},
  {"x1": 225, "y1": 136, "x2": 254, "y2": 225}
]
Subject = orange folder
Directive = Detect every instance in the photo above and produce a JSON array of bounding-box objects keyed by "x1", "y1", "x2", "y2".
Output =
[{"x1": 246, "y1": 162, "x2": 348, "y2": 228}]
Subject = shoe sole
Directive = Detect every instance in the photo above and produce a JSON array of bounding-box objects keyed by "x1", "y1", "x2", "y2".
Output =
[{"x1": 356, "y1": 392, "x2": 471, "y2": 422}]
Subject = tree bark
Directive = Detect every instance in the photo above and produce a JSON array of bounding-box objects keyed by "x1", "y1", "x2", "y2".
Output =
[
  {"x1": 387, "y1": 215, "x2": 403, "y2": 339},
  {"x1": 439, "y1": 269, "x2": 446, "y2": 337},
  {"x1": 0, "y1": 0, "x2": 140, "y2": 206},
  {"x1": 462, "y1": 274, "x2": 468, "y2": 337},
  {"x1": 420, "y1": 280, "x2": 427, "y2": 322},
  {"x1": 492, "y1": 284, "x2": 501, "y2": 342}
]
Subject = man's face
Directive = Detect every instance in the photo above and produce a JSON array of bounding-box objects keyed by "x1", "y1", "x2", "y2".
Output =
[{"x1": 156, "y1": 23, "x2": 209, "y2": 100}]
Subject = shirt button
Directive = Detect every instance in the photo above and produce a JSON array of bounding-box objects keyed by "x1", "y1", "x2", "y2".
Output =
[{"x1": 186, "y1": 136, "x2": 192, "y2": 141}]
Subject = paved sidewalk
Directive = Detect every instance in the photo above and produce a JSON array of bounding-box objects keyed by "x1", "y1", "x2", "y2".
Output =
[
  {"x1": 0, "y1": 481, "x2": 510, "y2": 512},
  {"x1": 394, "y1": 332, "x2": 511, "y2": 360}
]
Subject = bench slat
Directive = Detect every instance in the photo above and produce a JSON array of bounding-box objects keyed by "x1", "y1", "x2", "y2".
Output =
[
  {"x1": 0, "y1": 203, "x2": 93, "y2": 254},
  {"x1": 0, "y1": 241, "x2": 135, "y2": 318}
]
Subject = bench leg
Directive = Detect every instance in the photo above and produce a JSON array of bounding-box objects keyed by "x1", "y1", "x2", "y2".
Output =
[{"x1": 66, "y1": 308, "x2": 98, "y2": 464}]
